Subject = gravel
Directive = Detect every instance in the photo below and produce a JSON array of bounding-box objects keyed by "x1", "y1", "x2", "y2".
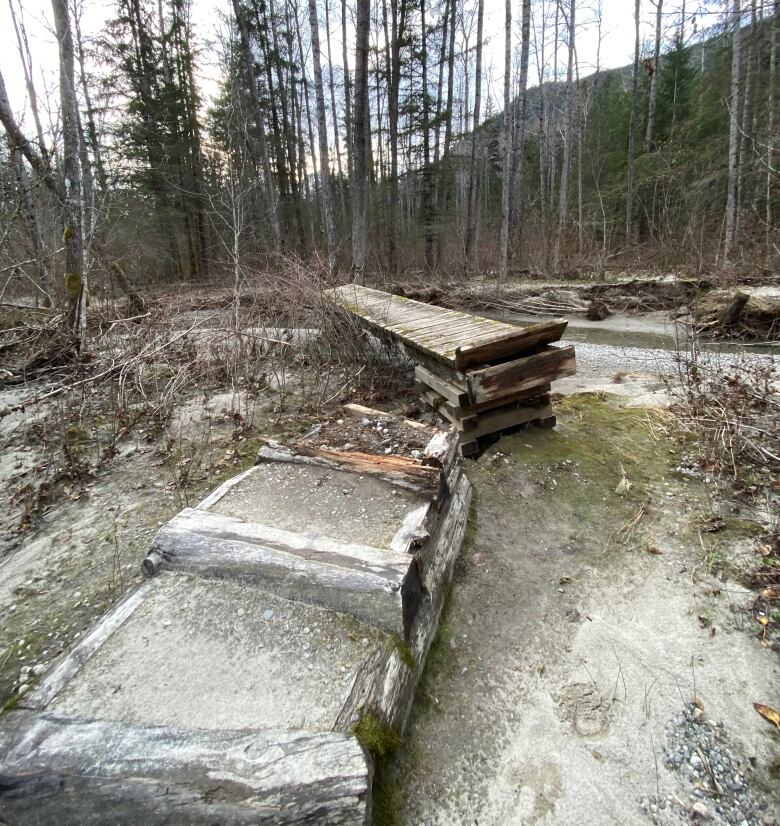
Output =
[{"x1": 639, "y1": 702, "x2": 776, "y2": 826}]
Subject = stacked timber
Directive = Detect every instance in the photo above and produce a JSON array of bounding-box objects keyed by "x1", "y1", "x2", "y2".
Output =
[{"x1": 326, "y1": 284, "x2": 577, "y2": 456}]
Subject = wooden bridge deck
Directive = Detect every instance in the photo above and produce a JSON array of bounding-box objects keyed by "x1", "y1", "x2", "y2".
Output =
[{"x1": 327, "y1": 284, "x2": 567, "y2": 369}]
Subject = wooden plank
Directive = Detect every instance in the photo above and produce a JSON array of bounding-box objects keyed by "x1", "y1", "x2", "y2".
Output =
[
  {"x1": 0, "y1": 712, "x2": 369, "y2": 826},
  {"x1": 342, "y1": 403, "x2": 433, "y2": 432},
  {"x1": 389, "y1": 502, "x2": 433, "y2": 554},
  {"x1": 256, "y1": 442, "x2": 441, "y2": 496},
  {"x1": 451, "y1": 384, "x2": 551, "y2": 417},
  {"x1": 459, "y1": 402, "x2": 554, "y2": 441},
  {"x1": 143, "y1": 508, "x2": 419, "y2": 639},
  {"x1": 417, "y1": 386, "x2": 478, "y2": 430},
  {"x1": 467, "y1": 345, "x2": 577, "y2": 404},
  {"x1": 414, "y1": 365, "x2": 469, "y2": 406},
  {"x1": 22, "y1": 582, "x2": 155, "y2": 711},
  {"x1": 326, "y1": 284, "x2": 548, "y2": 368},
  {"x1": 454, "y1": 320, "x2": 568, "y2": 368}
]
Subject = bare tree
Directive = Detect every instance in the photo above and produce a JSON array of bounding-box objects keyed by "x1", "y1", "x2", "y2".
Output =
[
  {"x1": 435, "y1": 0, "x2": 456, "y2": 265},
  {"x1": 8, "y1": 142, "x2": 52, "y2": 302},
  {"x1": 309, "y1": 0, "x2": 338, "y2": 271},
  {"x1": 351, "y1": 0, "x2": 370, "y2": 281},
  {"x1": 644, "y1": 0, "x2": 663, "y2": 152},
  {"x1": 464, "y1": 0, "x2": 484, "y2": 267},
  {"x1": 52, "y1": 0, "x2": 86, "y2": 340},
  {"x1": 724, "y1": 0, "x2": 743, "y2": 259},
  {"x1": 499, "y1": 0, "x2": 512, "y2": 280},
  {"x1": 768, "y1": 0, "x2": 779, "y2": 252},
  {"x1": 554, "y1": 0, "x2": 576, "y2": 271},
  {"x1": 510, "y1": 0, "x2": 531, "y2": 254},
  {"x1": 231, "y1": 0, "x2": 281, "y2": 253},
  {"x1": 627, "y1": 0, "x2": 641, "y2": 242},
  {"x1": 324, "y1": 0, "x2": 346, "y2": 216}
]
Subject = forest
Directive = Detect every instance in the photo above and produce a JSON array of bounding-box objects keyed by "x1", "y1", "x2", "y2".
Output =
[{"x1": 0, "y1": 0, "x2": 777, "y2": 339}]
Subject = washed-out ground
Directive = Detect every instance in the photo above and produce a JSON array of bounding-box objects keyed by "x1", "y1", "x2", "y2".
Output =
[
  {"x1": 1, "y1": 302, "x2": 778, "y2": 826},
  {"x1": 390, "y1": 392, "x2": 780, "y2": 826}
]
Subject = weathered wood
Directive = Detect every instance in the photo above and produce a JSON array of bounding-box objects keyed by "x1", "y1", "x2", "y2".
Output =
[
  {"x1": 22, "y1": 582, "x2": 155, "y2": 711},
  {"x1": 456, "y1": 383, "x2": 551, "y2": 416},
  {"x1": 144, "y1": 507, "x2": 420, "y2": 639},
  {"x1": 0, "y1": 712, "x2": 369, "y2": 826},
  {"x1": 414, "y1": 364, "x2": 469, "y2": 406},
  {"x1": 342, "y1": 403, "x2": 432, "y2": 432},
  {"x1": 389, "y1": 502, "x2": 433, "y2": 554},
  {"x1": 417, "y1": 385, "x2": 478, "y2": 430},
  {"x1": 454, "y1": 319, "x2": 568, "y2": 368},
  {"x1": 326, "y1": 284, "x2": 566, "y2": 368},
  {"x1": 467, "y1": 345, "x2": 576, "y2": 404},
  {"x1": 194, "y1": 465, "x2": 258, "y2": 510},
  {"x1": 334, "y1": 470, "x2": 472, "y2": 734},
  {"x1": 459, "y1": 401, "x2": 554, "y2": 441},
  {"x1": 256, "y1": 442, "x2": 441, "y2": 496}
]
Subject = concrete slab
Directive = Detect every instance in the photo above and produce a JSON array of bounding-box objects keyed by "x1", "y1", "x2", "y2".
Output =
[{"x1": 50, "y1": 572, "x2": 386, "y2": 732}]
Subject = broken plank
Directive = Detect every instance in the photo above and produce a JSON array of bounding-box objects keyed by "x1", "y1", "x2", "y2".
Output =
[
  {"x1": 466, "y1": 345, "x2": 576, "y2": 404},
  {"x1": 0, "y1": 712, "x2": 369, "y2": 826},
  {"x1": 143, "y1": 507, "x2": 419, "y2": 639},
  {"x1": 256, "y1": 441, "x2": 441, "y2": 496}
]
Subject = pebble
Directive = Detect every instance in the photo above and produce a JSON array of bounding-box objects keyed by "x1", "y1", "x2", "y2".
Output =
[
  {"x1": 361, "y1": 418, "x2": 370, "y2": 427},
  {"x1": 691, "y1": 801, "x2": 711, "y2": 819},
  {"x1": 263, "y1": 609, "x2": 274, "y2": 621}
]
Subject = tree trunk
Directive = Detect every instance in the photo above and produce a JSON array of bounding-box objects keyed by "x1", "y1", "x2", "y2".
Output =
[
  {"x1": 309, "y1": 0, "x2": 338, "y2": 272},
  {"x1": 342, "y1": 0, "x2": 353, "y2": 185},
  {"x1": 421, "y1": 0, "x2": 435, "y2": 270},
  {"x1": 464, "y1": 0, "x2": 484, "y2": 268},
  {"x1": 644, "y1": 0, "x2": 663, "y2": 152},
  {"x1": 351, "y1": 0, "x2": 370, "y2": 282},
  {"x1": 232, "y1": 0, "x2": 282, "y2": 253},
  {"x1": 9, "y1": 144, "x2": 52, "y2": 303},
  {"x1": 509, "y1": 0, "x2": 531, "y2": 255},
  {"x1": 626, "y1": 0, "x2": 641, "y2": 243},
  {"x1": 499, "y1": 0, "x2": 512, "y2": 280},
  {"x1": 388, "y1": 0, "x2": 407, "y2": 274},
  {"x1": 768, "y1": 1, "x2": 778, "y2": 253},
  {"x1": 737, "y1": 0, "x2": 758, "y2": 231},
  {"x1": 435, "y1": 0, "x2": 456, "y2": 266},
  {"x1": 324, "y1": 0, "x2": 346, "y2": 218},
  {"x1": 554, "y1": 0, "x2": 576, "y2": 272},
  {"x1": 724, "y1": 0, "x2": 743, "y2": 260},
  {"x1": 52, "y1": 0, "x2": 86, "y2": 342}
]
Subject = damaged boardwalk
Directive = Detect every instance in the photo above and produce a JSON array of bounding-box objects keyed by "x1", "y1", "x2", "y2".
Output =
[
  {"x1": 0, "y1": 408, "x2": 470, "y2": 825},
  {"x1": 327, "y1": 285, "x2": 576, "y2": 454}
]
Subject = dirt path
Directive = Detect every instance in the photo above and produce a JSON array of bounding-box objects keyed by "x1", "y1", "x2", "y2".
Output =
[{"x1": 390, "y1": 394, "x2": 779, "y2": 825}]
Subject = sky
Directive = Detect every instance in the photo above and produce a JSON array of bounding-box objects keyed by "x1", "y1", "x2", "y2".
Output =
[{"x1": 0, "y1": 0, "x2": 693, "y2": 137}]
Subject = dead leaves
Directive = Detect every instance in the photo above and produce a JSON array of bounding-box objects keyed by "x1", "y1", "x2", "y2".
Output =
[{"x1": 753, "y1": 703, "x2": 780, "y2": 729}]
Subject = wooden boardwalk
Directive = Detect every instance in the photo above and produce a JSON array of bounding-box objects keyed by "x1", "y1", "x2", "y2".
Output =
[
  {"x1": 327, "y1": 284, "x2": 577, "y2": 455},
  {"x1": 327, "y1": 284, "x2": 568, "y2": 369}
]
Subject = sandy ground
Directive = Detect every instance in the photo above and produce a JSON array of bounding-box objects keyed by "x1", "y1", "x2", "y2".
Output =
[
  {"x1": 391, "y1": 391, "x2": 780, "y2": 826},
  {"x1": 1, "y1": 316, "x2": 778, "y2": 826}
]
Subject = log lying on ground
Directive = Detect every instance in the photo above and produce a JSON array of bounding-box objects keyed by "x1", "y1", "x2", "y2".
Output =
[
  {"x1": 143, "y1": 507, "x2": 422, "y2": 639},
  {"x1": 0, "y1": 712, "x2": 369, "y2": 826},
  {"x1": 335, "y1": 469, "x2": 472, "y2": 734}
]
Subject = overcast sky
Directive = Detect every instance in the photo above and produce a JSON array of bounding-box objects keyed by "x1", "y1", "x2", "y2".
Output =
[{"x1": 0, "y1": 0, "x2": 698, "y2": 135}]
